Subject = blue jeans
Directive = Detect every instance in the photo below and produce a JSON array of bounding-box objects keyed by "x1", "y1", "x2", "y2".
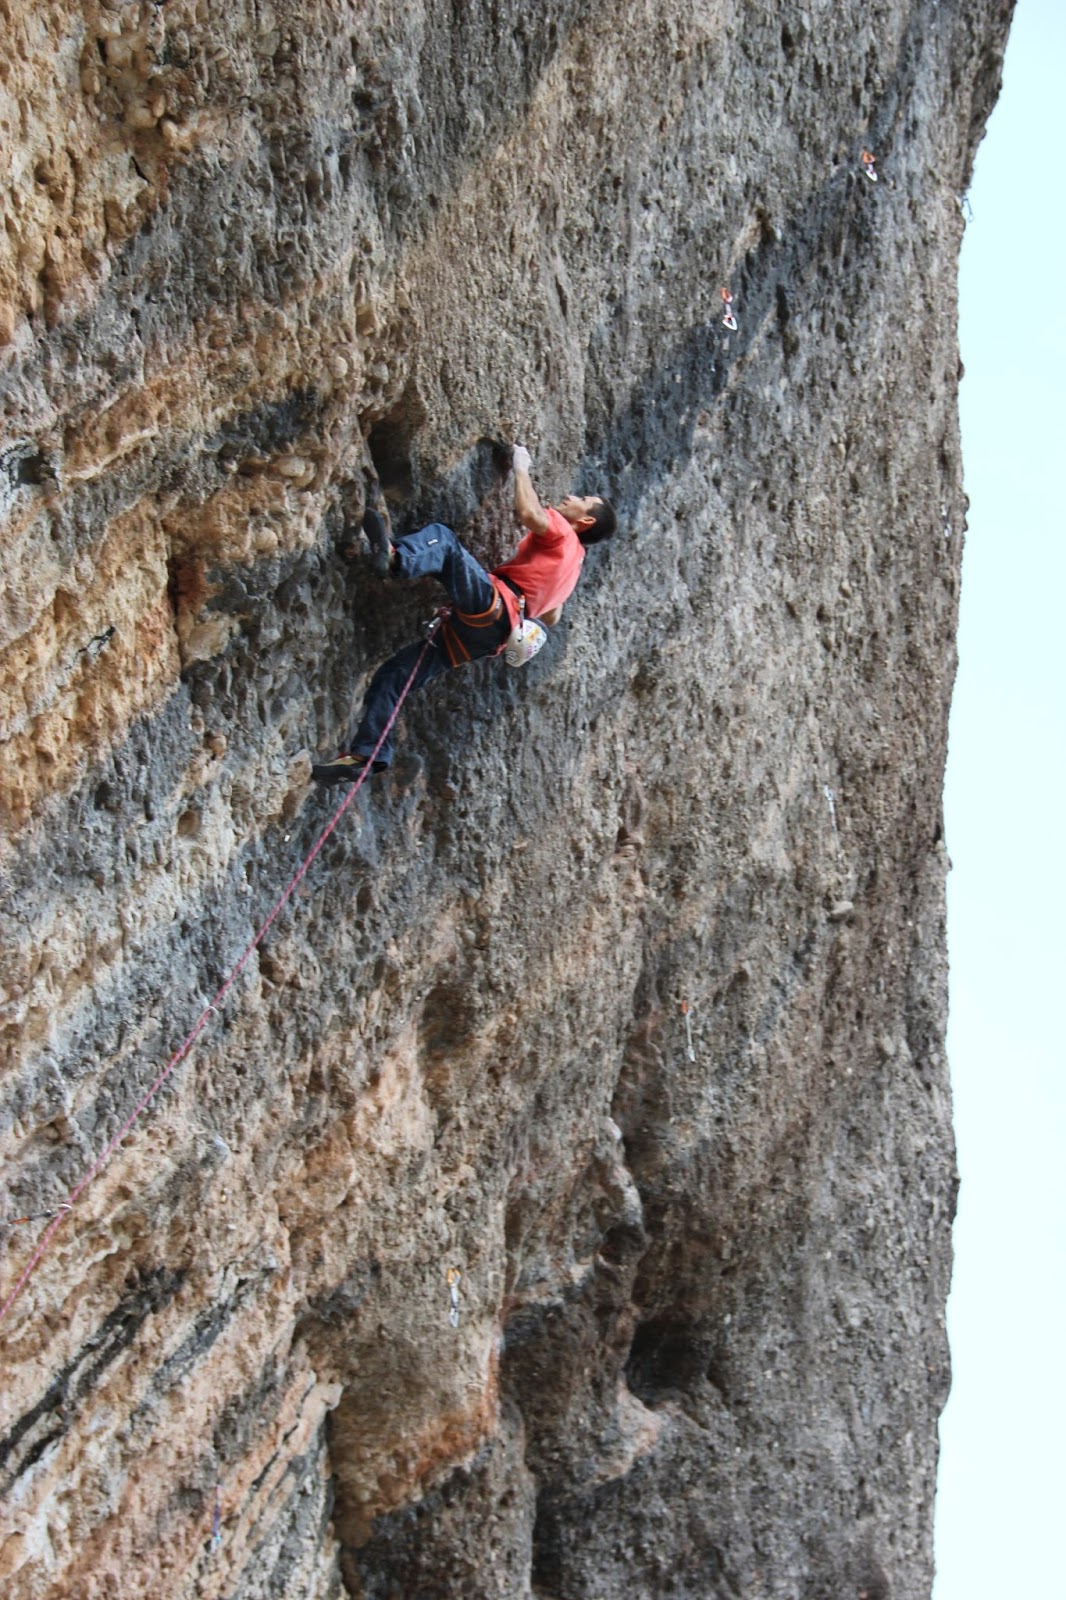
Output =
[{"x1": 348, "y1": 524, "x2": 511, "y2": 767}]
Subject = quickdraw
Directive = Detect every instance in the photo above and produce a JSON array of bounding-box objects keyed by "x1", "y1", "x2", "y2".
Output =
[
  {"x1": 211, "y1": 1482, "x2": 223, "y2": 1551},
  {"x1": 680, "y1": 1000, "x2": 697, "y2": 1063},
  {"x1": 446, "y1": 1266, "x2": 462, "y2": 1328},
  {"x1": 2, "y1": 1202, "x2": 73, "y2": 1228},
  {"x1": 720, "y1": 286, "x2": 738, "y2": 332}
]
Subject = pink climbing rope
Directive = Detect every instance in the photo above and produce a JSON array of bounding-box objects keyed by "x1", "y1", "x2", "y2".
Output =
[{"x1": 0, "y1": 639, "x2": 431, "y2": 1334}]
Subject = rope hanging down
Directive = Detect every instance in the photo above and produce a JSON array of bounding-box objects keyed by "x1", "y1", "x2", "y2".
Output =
[{"x1": 0, "y1": 638, "x2": 432, "y2": 1335}]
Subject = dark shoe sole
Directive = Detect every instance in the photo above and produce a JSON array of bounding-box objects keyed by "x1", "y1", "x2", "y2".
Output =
[{"x1": 311, "y1": 756, "x2": 370, "y2": 785}]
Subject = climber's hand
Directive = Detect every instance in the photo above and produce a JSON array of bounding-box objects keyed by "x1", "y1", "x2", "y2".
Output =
[{"x1": 513, "y1": 444, "x2": 548, "y2": 534}]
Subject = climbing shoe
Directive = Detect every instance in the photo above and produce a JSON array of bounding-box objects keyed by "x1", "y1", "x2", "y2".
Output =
[
  {"x1": 311, "y1": 753, "x2": 370, "y2": 785},
  {"x1": 363, "y1": 507, "x2": 393, "y2": 575},
  {"x1": 363, "y1": 500, "x2": 394, "y2": 577}
]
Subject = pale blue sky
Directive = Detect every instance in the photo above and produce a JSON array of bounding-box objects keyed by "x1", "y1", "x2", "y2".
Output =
[{"x1": 935, "y1": 0, "x2": 1066, "y2": 1593}]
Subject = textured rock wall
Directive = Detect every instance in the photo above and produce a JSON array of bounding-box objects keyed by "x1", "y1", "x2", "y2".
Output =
[{"x1": 1, "y1": 2, "x2": 1011, "y2": 1596}]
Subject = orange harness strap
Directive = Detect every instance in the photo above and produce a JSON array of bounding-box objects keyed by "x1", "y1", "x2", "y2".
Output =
[
  {"x1": 455, "y1": 586, "x2": 505, "y2": 626},
  {"x1": 439, "y1": 582, "x2": 508, "y2": 666}
]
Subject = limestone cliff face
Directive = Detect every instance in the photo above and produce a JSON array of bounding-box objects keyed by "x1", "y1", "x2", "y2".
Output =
[{"x1": 1, "y1": 2, "x2": 1011, "y2": 1596}]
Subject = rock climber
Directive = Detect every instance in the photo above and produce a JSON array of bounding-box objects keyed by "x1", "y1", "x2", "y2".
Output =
[{"x1": 311, "y1": 444, "x2": 616, "y2": 782}]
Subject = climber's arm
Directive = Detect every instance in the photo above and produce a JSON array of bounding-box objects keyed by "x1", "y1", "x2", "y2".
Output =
[{"x1": 513, "y1": 445, "x2": 549, "y2": 536}]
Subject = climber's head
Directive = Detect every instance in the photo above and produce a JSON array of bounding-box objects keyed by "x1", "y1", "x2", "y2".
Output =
[{"x1": 557, "y1": 493, "x2": 617, "y2": 545}]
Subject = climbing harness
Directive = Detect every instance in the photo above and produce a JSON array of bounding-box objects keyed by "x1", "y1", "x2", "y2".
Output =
[
  {"x1": 432, "y1": 581, "x2": 545, "y2": 670},
  {"x1": 720, "y1": 286, "x2": 738, "y2": 332},
  {"x1": 446, "y1": 1266, "x2": 462, "y2": 1329},
  {"x1": 433, "y1": 579, "x2": 512, "y2": 666},
  {"x1": 861, "y1": 149, "x2": 878, "y2": 182},
  {"x1": 0, "y1": 638, "x2": 432, "y2": 1335}
]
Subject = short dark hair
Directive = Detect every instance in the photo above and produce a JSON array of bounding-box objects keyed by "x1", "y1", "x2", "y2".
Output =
[{"x1": 579, "y1": 496, "x2": 617, "y2": 545}]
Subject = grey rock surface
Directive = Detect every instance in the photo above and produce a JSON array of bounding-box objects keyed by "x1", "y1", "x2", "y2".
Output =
[{"x1": 1, "y1": 1, "x2": 1012, "y2": 1595}]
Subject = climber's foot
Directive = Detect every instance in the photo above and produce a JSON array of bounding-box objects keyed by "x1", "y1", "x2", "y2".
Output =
[
  {"x1": 362, "y1": 478, "x2": 395, "y2": 575},
  {"x1": 363, "y1": 507, "x2": 395, "y2": 576},
  {"x1": 311, "y1": 753, "x2": 371, "y2": 785}
]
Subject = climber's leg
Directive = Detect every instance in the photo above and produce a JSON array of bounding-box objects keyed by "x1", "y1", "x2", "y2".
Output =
[
  {"x1": 392, "y1": 523, "x2": 499, "y2": 616},
  {"x1": 343, "y1": 638, "x2": 452, "y2": 771},
  {"x1": 313, "y1": 526, "x2": 509, "y2": 783}
]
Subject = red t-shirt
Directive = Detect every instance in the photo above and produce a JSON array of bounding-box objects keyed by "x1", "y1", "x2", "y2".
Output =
[{"x1": 493, "y1": 507, "x2": 585, "y2": 626}]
